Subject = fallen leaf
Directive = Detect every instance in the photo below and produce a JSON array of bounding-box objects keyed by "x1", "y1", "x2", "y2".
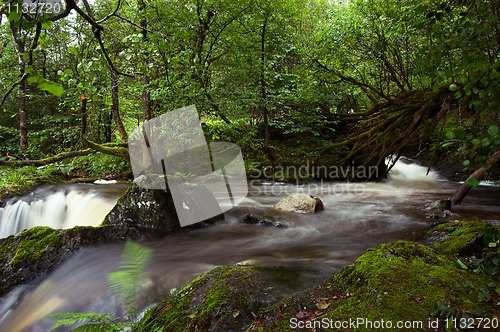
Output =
[{"x1": 316, "y1": 302, "x2": 330, "y2": 310}]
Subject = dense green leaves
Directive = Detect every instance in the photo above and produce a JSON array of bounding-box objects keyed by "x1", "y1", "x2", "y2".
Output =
[{"x1": 0, "y1": 0, "x2": 498, "y2": 172}]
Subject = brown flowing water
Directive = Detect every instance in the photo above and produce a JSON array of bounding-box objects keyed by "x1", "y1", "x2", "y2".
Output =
[{"x1": 0, "y1": 161, "x2": 499, "y2": 331}]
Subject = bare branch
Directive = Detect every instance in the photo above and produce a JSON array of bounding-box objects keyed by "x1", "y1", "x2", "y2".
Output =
[{"x1": 96, "y1": 0, "x2": 122, "y2": 24}]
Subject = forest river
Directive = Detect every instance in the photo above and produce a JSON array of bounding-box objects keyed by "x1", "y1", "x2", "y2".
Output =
[{"x1": 0, "y1": 160, "x2": 499, "y2": 331}]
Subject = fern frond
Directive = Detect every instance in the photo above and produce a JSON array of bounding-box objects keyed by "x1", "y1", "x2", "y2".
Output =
[
  {"x1": 47, "y1": 312, "x2": 115, "y2": 331},
  {"x1": 107, "y1": 240, "x2": 153, "y2": 312},
  {"x1": 70, "y1": 321, "x2": 128, "y2": 332}
]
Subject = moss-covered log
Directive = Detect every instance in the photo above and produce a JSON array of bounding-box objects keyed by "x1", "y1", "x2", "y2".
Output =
[
  {"x1": 0, "y1": 143, "x2": 129, "y2": 168},
  {"x1": 82, "y1": 139, "x2": 130, "y2": 164},
  {"x1": 0, "y1": 149, "x2": 94, "y2": 167}
]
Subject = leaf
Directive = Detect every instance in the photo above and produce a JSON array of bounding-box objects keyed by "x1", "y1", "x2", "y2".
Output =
[
  {"x1": 465, "y1": 178, "x2": 480, "y2": 187},
  {"x1": 456, "y1": 258, "x2": 468, "y2": 270},
  {"x1": 488, "y1": 125, "x2": 499, "y2": 137},
  {"x1": 39, "y1": 80, "x2": 65, "y2": 97},
  {"x1": 42, "y1": 20, "x2": 53, "y2": 30},
  {"x1": 8, "y1": 11, "x2": 20, "y2": 22},
  {"x1": 316, "y1": 301, "x2": 330, "y2": 310}
]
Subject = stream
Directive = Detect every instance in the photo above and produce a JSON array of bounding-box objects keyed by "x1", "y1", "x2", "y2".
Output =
[{"x1": 0, "y1": 160, "x2": 499, "y2": 331}]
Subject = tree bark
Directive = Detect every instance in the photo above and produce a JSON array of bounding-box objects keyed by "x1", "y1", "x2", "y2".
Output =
[
  {"x1": 80, "y1": 95, "x2": 88, "y2": 142},
  {"x1": 138, "y1": 0, "x2": 151, "y2": 121},
  {"x1": 451, "y1": 150, "x2": 500, "y2": 205},
  {"x1": 260, "y1": 17, "x2": 270, "y2": 148},
  {"x1": 111, "y1": 72, "x2": 128, "y2": 142},
  {"x1": 9, "y1": 21, "x2": 28, "y2": 156}
]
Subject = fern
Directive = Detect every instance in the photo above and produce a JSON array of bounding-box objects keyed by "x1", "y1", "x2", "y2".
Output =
[
  {"x1": 108, "y1": 239, "x2": 153, "y2": 320},
  {"x1": 48, "y1": 312, "x2": 117, "y2": 331},
  {"x1": 48, "y1": 239, "x2": 155, "y2": 331}
]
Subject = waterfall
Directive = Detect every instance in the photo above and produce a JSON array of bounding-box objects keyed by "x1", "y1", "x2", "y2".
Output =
[
  {"x1": 0, "y1": 185, "x2": 125, "y2": 239},
  {"x1": 387, "y1": 157, "x2": 440, "y2": 182}
]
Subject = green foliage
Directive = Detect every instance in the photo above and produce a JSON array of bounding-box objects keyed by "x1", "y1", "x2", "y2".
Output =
[
  {"x1": 0, "y1": 166, "x2": 62, "y2": 200},
  {"x1": 48, "y1": 240, "x2": 162, "y2": 332},
  {"x1": 62, "y1": 153, "x2": 130, "y2": 178},
  {"x1": 0, "y1": 0, "x2": 499, "y2": 175}
]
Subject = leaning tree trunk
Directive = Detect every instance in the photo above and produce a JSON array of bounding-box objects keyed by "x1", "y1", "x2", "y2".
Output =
[{"x1": 451, "y1": 150, "x2": 500, "y2": 205}]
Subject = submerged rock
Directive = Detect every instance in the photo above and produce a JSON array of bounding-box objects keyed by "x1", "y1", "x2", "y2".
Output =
[
  {"x1": 273, "y1": 193, "x2": 324, "y2": 214},
  {"x1": 242, "y1": 214, "x2": 284, "y2": 227},
  {"x1": 0, "y1": 225, "x2": 138, "y2": 296}
]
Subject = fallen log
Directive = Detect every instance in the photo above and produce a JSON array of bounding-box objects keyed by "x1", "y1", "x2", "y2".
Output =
[
  {"x1": 0, "y1": 149, "x2": 93, "y2": 167},
  {"x1": 451, "y1": 150, "x2": 500, "y2": 205}
]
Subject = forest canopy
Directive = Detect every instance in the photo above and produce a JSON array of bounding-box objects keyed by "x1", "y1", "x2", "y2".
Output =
[{"x1": 0, "y1": 0, "x2": 499, "y2": 180}]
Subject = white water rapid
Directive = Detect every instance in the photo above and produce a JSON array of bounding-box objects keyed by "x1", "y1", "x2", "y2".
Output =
[{"x1": 0, "y1": 184, "x2": 128, "y2": 239}]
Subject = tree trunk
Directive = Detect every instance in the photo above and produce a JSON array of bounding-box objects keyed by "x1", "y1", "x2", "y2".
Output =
[
  {"x1": 111, "y1": 72, "x2": 128, "y2": 142},
  {"x1": 9, "y1": 21, "x2": 28, "y2": 156},
  {"x1": 80, "y1": 95, "x2": 88, "y2": 142},
  {"x1": 451, "y1": 150, "x2": 500, "y2": 205},
  {"x1": 138, "y1": 0, "x2": 151, "y2": 121},
  {"x1": 260, "y1": 17, "x2": 269, "y2": 148}
]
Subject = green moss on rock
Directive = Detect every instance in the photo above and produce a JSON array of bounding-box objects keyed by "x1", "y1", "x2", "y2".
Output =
[
  {"x1": 9, "y1": 226, "x2": 63, "y2": 267},
  {"x1": 255, "y1": 240, "x2": 498, "y2": 331},
  {"x1": 0, "y1": 225, "x2": 139, "y2": 296},
  {"x1": 152, "y1": 266, "x2": 267, "y2": 331},
  {"x1": 323, "y1": 242, "x2": 485, "y2": 326},
  {"x1": 428, "y1": 221, "x2": 496, "y2": 256}
]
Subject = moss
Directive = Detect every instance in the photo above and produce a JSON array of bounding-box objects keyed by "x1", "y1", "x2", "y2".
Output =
[
  {"x1": 322, "y1": 242, "x2": 483, "y2": 326},
  {"x1": 146, "y1": 225, "x2": 499, "y2": 331},
  {"x1": 429, "y1": 221, "x2": 495, "y2": 255},
  {"x1": 9, "y1": 226, "x2": 63, "y2": 267},
  {"x1": 256, "y1": 240, "x2": 496, "y2": 331},
  {"x1": 0, "y1": 166, "x2": 65, "y2": 203},
  {"x1": 151, "y1": 265, "x2": 274, "y2": 331}
]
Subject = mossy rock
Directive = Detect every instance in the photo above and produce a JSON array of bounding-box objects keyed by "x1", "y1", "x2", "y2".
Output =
[
  {"x1": 0, "y1": 225, "x2": 139, "y2": 296},
  {"x1": 149, "y1": 265, "x2": 301, "y2": 331},
  {"x1": 256, "y1": 241, "x2": 497, "y2": 331},
  {"x1": 427, "y1": 220, "x2": 498, "y2": 256}
]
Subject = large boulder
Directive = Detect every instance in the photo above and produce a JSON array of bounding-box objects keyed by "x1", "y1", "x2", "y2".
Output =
[
  {"x1": 102, "y1": 182, "x2": 223, "y2": 235},
  {"x1": 102, "y1": 183, "x2": 181, "y2": 234},
  {"x1": 273, "y1": 193, "x2": 324, "y2": 213}
]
